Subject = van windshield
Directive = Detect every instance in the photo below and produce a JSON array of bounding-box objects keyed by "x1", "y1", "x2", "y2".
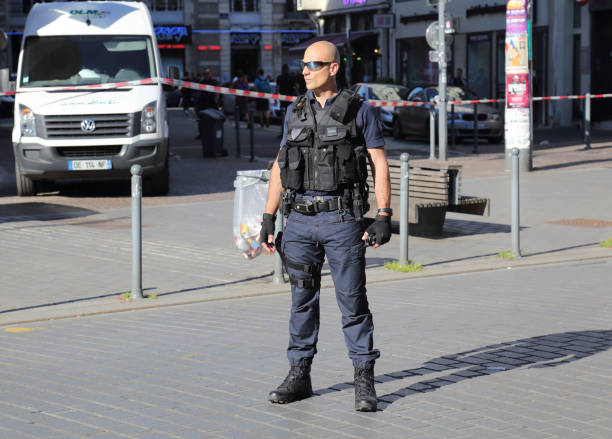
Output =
[{"x1": 21, "y1": 35, "x2": 156, "y2": 88}]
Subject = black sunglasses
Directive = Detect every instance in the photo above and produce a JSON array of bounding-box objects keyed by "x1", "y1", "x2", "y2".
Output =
[{"x1": 300, "y1": 61, "x2": 333, "y2": 71}]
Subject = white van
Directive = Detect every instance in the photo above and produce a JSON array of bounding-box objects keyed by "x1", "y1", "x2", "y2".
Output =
[{"x1": 13, "y1": 1, "x2": 169, "y2": 196}]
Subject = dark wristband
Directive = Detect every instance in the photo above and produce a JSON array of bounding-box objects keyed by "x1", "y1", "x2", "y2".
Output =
[{"x1": 377, "y1": 208, "x2": 393, "y2": 215}]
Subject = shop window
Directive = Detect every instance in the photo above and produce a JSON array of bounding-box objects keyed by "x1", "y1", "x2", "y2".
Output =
[
  {"x1": 397, "y1": 38, "x2": 438, "y2": 89},
  {"x1": 149, "y1": 0, "x2": 183, "y2": 11},
  {"x1": 467, "y1": 33, "x2": 491, "y2": 98},
  {"x1": 231, "y1": 0, "x2": 259, "y2": 12}
]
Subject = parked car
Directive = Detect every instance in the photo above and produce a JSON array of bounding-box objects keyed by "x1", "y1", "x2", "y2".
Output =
[
  {"x1": 350, "y1": 83, "x2": 410, "y2": 133},
  {"x1": 221, "y1": 81, "x2": 282, "y2": 122},
  {"x1": 392, "y1": 85, "x2": 503, "y2": 143}
]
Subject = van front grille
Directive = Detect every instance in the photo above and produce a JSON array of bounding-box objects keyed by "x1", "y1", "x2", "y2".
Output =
[
  {"x1": 56, "y1": 146, "x2": 123, "y2": 158},
  {"x1": 43, "y1": 114, "x2": 134, "y2": 139}
]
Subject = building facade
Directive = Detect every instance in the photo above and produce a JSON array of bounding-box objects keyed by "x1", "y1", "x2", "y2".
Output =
[
  {"x1": 3, "y1": 0, "x2": 314, "y2": 85},
  {"x1": 393, "y1": 0, "x2": 600, "y2": 127}
]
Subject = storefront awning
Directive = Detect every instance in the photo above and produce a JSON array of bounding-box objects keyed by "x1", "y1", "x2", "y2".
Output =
[{"x1": 288, "y1": 31, "x2": 376, "y2": 53}]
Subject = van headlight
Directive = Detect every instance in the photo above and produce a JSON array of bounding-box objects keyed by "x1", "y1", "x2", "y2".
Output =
[
  {"x1": 141, "y1": 101, "x2": 157, "y2": 134},
  {"x1": 20, "y1": 105, "x2": 37, "y2": 137}
]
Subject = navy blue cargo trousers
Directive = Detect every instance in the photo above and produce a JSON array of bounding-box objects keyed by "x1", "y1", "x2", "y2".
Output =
[{"x1": 281, "y1": 197, "x2": 380, "y2": 369}]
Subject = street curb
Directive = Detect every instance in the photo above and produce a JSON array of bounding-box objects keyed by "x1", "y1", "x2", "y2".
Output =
[{"x1": 2, "y1": 249, "x2": 610, "y2": 327}]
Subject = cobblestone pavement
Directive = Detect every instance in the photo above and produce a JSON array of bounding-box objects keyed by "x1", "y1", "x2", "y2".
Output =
[{"x1": 1, "y1": 259, "x2": 611, "y2": 438}]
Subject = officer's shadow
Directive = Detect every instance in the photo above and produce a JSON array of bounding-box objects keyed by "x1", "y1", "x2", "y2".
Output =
[{"x1": 313, "y1": 330, "x2": 612, "y2": 411}]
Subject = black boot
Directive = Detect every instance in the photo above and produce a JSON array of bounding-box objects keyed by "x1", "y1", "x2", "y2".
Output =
[
  {"x1": 268, "y1": 365, "x2": 313, "y2": 404},
  {"x1": 354, "y1": 366, "x2": 377, "y2": 412}
]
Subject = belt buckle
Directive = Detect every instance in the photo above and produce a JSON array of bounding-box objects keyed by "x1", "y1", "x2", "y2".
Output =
[{"x1": 294, "y1": 199, "x2": 315, "y2": 214}]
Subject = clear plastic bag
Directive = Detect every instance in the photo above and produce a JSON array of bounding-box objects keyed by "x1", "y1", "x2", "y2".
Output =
[{"x1": 233, "y1": 170, "x2": 270, "y2": 259}]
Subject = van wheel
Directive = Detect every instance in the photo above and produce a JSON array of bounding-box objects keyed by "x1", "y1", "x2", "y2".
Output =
[
  {"x1": 144, "y1": 165, "x2": 169, "y2": 196},
  {"x1": 15, "y1": 163, "x2": 38, "y2": 196}
]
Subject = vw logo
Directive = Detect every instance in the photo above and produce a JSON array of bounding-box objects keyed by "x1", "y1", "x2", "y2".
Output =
[{"x1": 80, "y1": 119, "x2": 96, "y2": 133}]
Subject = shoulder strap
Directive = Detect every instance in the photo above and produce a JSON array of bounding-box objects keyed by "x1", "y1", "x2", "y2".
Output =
[{"x1": 328, "y1": 89, "x2": 362, "y2": 124}]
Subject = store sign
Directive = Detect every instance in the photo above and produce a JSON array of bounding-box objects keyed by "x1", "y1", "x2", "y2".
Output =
[
  {"x1": 373, "y1": 14, "x2": 394, "y2": 28},
  {"x1": 155, "y1": 26, "x2": 191, "y2": 44},
  {"x1": 231, "y1": 33, "x2": 261, "y2": 46},
  {"x1": 281, "y1": 32, "x2": 315, "y2": 46},
  {"x1": 343, "y1": 0, "x2": 367, "y2": 5}
]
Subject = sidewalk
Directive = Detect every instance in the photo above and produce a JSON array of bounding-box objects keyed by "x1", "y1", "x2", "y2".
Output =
[
  {"x1": 1, "y1": 114, "x2": 612, "y2": 438},
  {"x1": 0, "y1": 112, "x2": 611, "y2": 326}
]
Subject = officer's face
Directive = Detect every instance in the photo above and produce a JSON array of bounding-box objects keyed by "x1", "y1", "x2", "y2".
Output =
[{"x1": 302, "y1": 43, "x2": 339, "y2": 91}]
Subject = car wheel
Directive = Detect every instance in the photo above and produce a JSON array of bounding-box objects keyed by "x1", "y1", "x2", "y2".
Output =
[
  {"x1": 392, "y1": 118, "x2": 403, "y2": 139},
  {"x1": 15, "y1": 163, "x2": 38, "y2": 196}
]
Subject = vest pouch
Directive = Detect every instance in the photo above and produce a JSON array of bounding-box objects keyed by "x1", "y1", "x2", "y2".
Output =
[
  {"x1": 278, "y1": 146, "x2": 304, "y2": 190},
  {"x1": 315, "y1": 145, "x2": 337, "y2": 191},
  {"x1": 353, "y1": 145, "x2": 369, "y2": 184},
  {"x1": 336, "y1": 144, "x2": 356, "y2": 184}
]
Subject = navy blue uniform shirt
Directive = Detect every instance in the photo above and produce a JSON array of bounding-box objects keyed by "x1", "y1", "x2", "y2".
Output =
[{"x1": 279, "y1": 89, "x2": 385, "y2": 150}]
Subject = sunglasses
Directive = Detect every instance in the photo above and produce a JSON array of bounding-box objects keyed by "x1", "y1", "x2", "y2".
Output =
[{"x1": 300, "y1": 61, "x2": 333, "y2": 71}]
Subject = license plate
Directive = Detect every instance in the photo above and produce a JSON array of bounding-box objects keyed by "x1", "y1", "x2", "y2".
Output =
[{"x1": 68, "y1": 160, "x2": 112, "y2": 171}]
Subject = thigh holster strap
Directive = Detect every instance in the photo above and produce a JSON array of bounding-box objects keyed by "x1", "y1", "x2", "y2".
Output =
[
  {"x1": 284, "y1": 258, "x2": 322, "y2": 274},
  {"x1": 290, "y1": 276, "x2": 321, "y2": 290}
]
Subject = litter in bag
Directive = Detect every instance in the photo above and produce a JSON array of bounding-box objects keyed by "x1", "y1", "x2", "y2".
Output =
[{"x1": 233, "y1": 170, "x2": 270, "y2": 259}]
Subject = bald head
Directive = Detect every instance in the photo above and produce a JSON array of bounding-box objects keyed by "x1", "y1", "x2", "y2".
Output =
[{"x1": 304, "y1": 41, "x2": 340, "y2": 64}]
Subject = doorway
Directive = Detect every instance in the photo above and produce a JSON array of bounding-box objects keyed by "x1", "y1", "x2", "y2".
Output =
[{"x1": 231, "y1": 49, "x2": 260, "y2": 82}]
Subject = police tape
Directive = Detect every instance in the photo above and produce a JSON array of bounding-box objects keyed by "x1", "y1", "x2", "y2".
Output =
[{"x1": 2, "y1": 77, "x2": 612, "y2": 107}]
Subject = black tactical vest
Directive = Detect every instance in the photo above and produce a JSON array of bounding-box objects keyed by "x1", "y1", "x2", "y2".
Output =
[{"x1": 278, "y1": 89, "x2": 369, "y2": 193}]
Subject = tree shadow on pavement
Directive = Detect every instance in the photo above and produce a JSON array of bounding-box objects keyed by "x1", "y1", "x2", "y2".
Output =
[{"x1": 313, "y1": 330, "x2": 612, "y2": 411}]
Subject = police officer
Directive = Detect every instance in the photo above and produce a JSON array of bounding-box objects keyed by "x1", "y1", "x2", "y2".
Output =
[{"x1": 260, "y1": 41, "x2": 391, "y2": 412}]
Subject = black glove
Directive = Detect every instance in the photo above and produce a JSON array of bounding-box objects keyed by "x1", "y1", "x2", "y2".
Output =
[
  {"x1": 365, "y1": 214, "x2": 391, "y2": 247},
  {"x1": 260, "y1": 213, "x2": 276, "y2": 247}
]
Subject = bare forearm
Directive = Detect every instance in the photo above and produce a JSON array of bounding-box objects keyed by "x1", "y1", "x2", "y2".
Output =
[
  {"x1": 265, "y1": 158, "x2": 283, "y2": 215},
  {"x1": 369, "y1": 148, "x2": 391, "y2": 213}
]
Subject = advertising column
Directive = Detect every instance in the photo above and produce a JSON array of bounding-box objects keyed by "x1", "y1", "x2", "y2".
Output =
[{"x1": 504, "y1": 0, "x2": 532, "y2": 171}]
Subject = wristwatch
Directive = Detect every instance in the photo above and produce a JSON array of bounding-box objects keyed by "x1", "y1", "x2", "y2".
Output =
[{"x1": 377, "y1": 208, "x2": 393, "y2": 215}]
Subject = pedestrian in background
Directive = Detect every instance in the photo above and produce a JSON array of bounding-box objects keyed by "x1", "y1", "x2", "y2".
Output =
[
  {"x1": 235, "y1": 72, "x2": 250, "y2": 127},
  {"x1": 276, "y1": 64, "x2": 298, "y2": 138},
  {"x1": 254, "y1": 68, "x2": 271, "y2": 128},
  {"x1": 180, "y1": 72, "x2": 193, "y2": 115},
  {"x1": 259, "y1": 40, "x2": 391, "y2": 412},
  {"x1": 450, "y1": 68, "x2": 464, "y2": 86}
]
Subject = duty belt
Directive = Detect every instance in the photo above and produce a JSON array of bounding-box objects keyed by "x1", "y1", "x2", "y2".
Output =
[{"x1": 292, "y1": 196, "x2": 344, "y2": 215}]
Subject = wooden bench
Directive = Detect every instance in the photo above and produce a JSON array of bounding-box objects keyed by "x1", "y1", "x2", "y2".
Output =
[{"x1": 367, "y1": 159, "x2": 490, "y2": 235}]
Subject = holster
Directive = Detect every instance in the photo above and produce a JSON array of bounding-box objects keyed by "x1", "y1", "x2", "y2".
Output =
[{"x1": 281, "y1": 190, "x2": 295, "y2": 217}]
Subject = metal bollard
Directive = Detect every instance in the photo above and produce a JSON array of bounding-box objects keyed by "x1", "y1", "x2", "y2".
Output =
[
  {"x1": 249, "y1": 107, "x2": 255, "y2": 162},
  {"x1": 472, "y1": 103, "x2": 479, "y2": 154},
  {"x1": 399, "y1": 153, "x2": 410, "y2": 266},
  {"x1": 272, "y1": 214, "x2": 285, "y2": 284},
  {"x1": 450, "y1": 103, "x2": 456, "y2": 150},
  {"x1": 583, "y1": 93, "x2": 591, "y2": 150},
  {"x1": 131, "y1": 164, "x2": 143, "y2": 299},
  {"x1": 511, "y1": 148, "x2": 521, "y2": 258},
  {"x1": 429, "y1": 106, "x2": 436, "y2": 160},
  {"x1": 235, "y1": 104, "x2": 241, "y2": 158}
]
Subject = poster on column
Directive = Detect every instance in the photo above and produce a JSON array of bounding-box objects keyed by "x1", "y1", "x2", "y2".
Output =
[
  {"x1": 505, "y1": 0, "x2": 531, "y2": 161},
  {"x1": 505, "y1": 108, "x2": 530, "y2": 150},
  {"x1": 505, "y1": 36, "x2": 528, "y2": 70},
  {"x1": 507, "y1": 73, "x2": 529, "y2": 108}
]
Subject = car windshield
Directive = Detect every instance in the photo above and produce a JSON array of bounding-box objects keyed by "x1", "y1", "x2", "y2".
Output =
[
  {"x1": 368, "y1": 85, "x2": 410, "y2": 101},
  {"x1": 425, "y1": 86, "x2": 480, "y2": 101},
  {"x1": 20, "y1": 35, "x2": 156, "y2": 87}
]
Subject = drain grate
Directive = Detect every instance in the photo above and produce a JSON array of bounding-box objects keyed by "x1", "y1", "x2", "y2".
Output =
[{"x1": 550, "y1": 218, "x2": 612, "y2": 228}]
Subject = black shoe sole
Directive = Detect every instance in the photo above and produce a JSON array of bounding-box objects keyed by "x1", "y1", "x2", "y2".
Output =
[
  {"x1": 268, "y1": 391, "x2": 313, "y2": 404},
  {"x1": 355, "y1": 400, "x2": 378, "y2": 412}
]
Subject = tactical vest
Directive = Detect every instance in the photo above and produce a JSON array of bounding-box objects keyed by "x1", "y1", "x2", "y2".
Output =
[{"x1": 278, "y1": 89, "x2": 369, "y2": 193}]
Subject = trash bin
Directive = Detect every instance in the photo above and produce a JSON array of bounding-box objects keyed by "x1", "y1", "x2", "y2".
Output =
[
  {"x1": 197, "y1": 108, "x2": 227, "y2": 158},
  {"x1": 233, "y1": 169, "x2": 270, "y2": 259}
]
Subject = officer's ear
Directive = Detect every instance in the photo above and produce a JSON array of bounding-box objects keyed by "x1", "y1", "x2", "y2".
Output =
[{"x1": 329, "y1": 62, "x2": 339, "y2": 77}]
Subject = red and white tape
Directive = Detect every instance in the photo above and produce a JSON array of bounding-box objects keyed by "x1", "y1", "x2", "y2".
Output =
[{"x1": 2, "y1": 77, "x2": 612, "y2": 108}]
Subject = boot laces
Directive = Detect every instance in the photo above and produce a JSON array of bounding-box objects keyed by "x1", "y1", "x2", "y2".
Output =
[
  {"x1": 355, "y1": 368, "x2": 375, "y2": 396},
  {"x1": 279, "y1": 366, "x2": 308, "y2": 391}
]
